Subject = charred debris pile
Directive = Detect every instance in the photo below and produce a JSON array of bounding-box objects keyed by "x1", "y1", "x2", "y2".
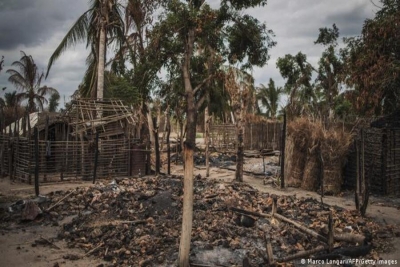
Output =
[{"x1": 2, "y1": 176, "x2": 399, "y2": 266}]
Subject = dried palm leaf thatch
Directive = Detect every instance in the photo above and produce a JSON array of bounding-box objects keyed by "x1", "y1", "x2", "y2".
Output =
[
  {"x1": 301, "y1": 120, "x2": 324, "y2": 191},
  {"x1": 285, "y1": 117, "x2": 353, "y2": 194},
  {"x1": 285, "y1": 117, "x2": 315, "y2": 187},
  {"x1": 321, "y1": 127, "x2": 353, "y2": 195}
]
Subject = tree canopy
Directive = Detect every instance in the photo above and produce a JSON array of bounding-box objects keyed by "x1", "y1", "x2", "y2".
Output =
[
  {"x1": 7, "y1": 51, "x2": 58, "y2": 113},
  {"x1": 342, "y1": 0, "x2": 400, "y2": 115}
]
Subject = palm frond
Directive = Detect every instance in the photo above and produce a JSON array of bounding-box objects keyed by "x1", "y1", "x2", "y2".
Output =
[
  {"x1": 38, "y1": 86, "x2": 58, "y2": 97},
  {"x1": 6, "y1": 70, "x2": 28, "y2": 90},
  {"x1": 46, "y1": 11, "x2": 90, "y2": 78}
]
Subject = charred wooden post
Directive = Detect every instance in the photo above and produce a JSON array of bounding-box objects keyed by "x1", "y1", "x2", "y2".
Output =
[
  {"x1": 93, "y1": 131, "x2": 99, "y2": 184},
  {"x1": 166, "y1": 110, "x2": 171, "y2": 175},
  {"x1": 154, "y1": 116, "x2": 160, "y2": 175},
  {"x1": 355, "y1": 139, "x2": 360, "y2": 211},
  {"x1": 359, "y1": 129, "x2": 369, "y2": 217},
  {"x1": 205, "y1": 106, "x2": 210, "y2": 177},
  {"x1": 34, "y1": 127, "x2": 39, "y2": 196},
  {"x1": 8, "y1": 134, "x2": 13, "y2": 180},
  {"x1": 382, "y1": 128, "x2": 388, "y2": 195},
  {"x1": 13, "y1": 115, "x2": 20, "y2": 181},
  {"x1": 262, "y1": 153, "x2": 265, "y2": 174},
  {"x1": 44, "y1": 115, "x2": 49, "y2": 182},
  {"x1": 271, "y1": 195, "x2": 277, "y2": 216},
  {"x1": 280, "y1": 111, "x2": 286, "y2": 189},
  {"x1": 264, "y1": 234, "x2": 275, "y2": 265}
]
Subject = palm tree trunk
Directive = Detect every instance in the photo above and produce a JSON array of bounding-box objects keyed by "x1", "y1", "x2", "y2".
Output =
[{"x1": 97, "y1": 24, "x2": 106, "y2": 101}]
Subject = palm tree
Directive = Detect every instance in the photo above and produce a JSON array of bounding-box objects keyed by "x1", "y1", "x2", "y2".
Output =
[
  {"x1": 256, "y1": 78, "x2": 283, "y2": 118},
  {"x1": 7, "y1": 51, "x2": 58, "y2": 113},
  {"x1": 3, "y1": 91, "x2": 18, "y2": 107},
  {"x1": 46, "y1": 0, "x2": 125, "y2": 99}
]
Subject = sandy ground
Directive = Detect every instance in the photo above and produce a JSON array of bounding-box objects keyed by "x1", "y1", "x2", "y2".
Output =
[{"x1": 0, "y1": 155, "x2": 400, "y2": 267}]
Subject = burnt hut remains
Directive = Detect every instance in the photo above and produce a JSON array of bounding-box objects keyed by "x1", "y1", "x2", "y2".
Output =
[
  {"x1": 344, "y1": 110, "x2": 400, "y2": 196},
  {"x1": 0, "y1": 99, "x2": 149, "y2": 184}
]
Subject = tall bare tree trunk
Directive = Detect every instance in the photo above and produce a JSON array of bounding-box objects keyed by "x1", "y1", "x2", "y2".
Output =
[
  {"x1": 178, "y1": 28, "x2": 195, "y2": 267},
  {"x1": 235, "y1": 107, "x2": 244, "y2": 182},
  {"x1": 146, "y1": 105, "x2": 156, "y2": 172}
]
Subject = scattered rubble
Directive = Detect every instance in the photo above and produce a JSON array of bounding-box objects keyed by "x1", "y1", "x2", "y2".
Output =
[
  {"x1": 21, "y1": 201, "x2": 42, "y2": 221},
  {"x1": 1, "y1": 174, "x2": 398, "y2": 266}
]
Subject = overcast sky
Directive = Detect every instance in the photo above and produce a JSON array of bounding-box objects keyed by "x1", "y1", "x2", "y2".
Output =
[{"x1": 0, "y1": 0, "x2": 377, "y2": 109}]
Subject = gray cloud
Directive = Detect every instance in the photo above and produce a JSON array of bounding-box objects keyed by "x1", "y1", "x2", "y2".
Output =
[
  {"x1": 0, "y1": 0, "x2": 89, "y2": 106},
  {"x1": 0, "y1": 0, "x2": 379, "y2": 109},
  {"x1": 323, "y1": 2, "x2": 377, "y2": 37},
  {"x1": 0, "y1": 0, "x2": 87, "y2": 50}
]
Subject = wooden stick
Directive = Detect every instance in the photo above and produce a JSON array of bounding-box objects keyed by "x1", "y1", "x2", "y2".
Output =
[
  {"x1": 83, "y1": 242, "x2": 104, "y2": 257},
  {"x1": 273, "y1": 213, "x2": 328, "y2": 243},
  {"x1": 277, "y1": 245, "x2": 328, "y2": 263},
  {"x1": 38, "y1": 236, "x2": 60, "y2": 250},
  {"x1": 334, "y1": 233, "x2": 366, "y2": 244},
  {"x1": 270, "y1": 195, "x2": 279, "y2": 225},
  {"x1": 231, "y1": 206, "x2": 327, "y2": 242},
  {"x1": 264, "y1": 234, "x2": 275, "y2": 265},
  {"x1": 45, "y1": 190, "x2": 74, "y2": 212},
  {"x1": 272, "y1": 195, "x2": 277, "y2": 216},
  {"x1": 230, "y1": 207, "x2": 271, "y2": 218}
]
